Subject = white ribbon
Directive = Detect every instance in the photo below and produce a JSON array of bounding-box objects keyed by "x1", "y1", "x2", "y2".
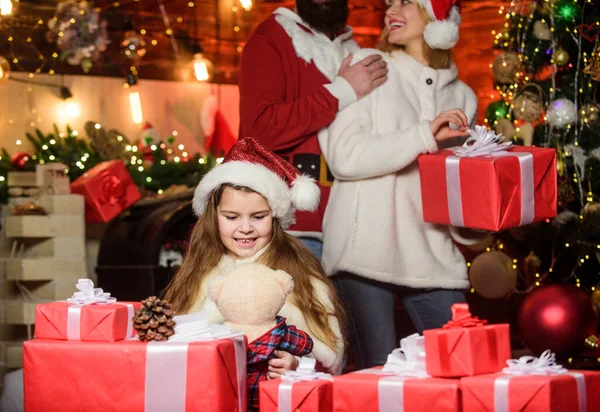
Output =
[
  {"x1": 66, "y1": 278, "x2": 116, "y2": 305},
  {"x1": 64, "y1": 278, "x2": 134, "y2": 340},
  {"x1": 381, "y1": 333, "x2": 429, "y2": 379},
  {"x1": 494, "y1": 350, "x2": 586, "y2": 412},
  {"x1": 145, "y1": 312, "x2": 247, "y2": 412},
  {"x1": 278, "y1": 358, "x2": 333, "y2": 412},
  {"x1": 445, "y1": 126, "x2": 535, "y2": 228},
  {"x1": 358, "y1": 368, "x2": 409, "y2": 412}
]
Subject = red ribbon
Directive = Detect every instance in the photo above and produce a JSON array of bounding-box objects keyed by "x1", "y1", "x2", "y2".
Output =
[
  {"x1": 442, "y1": 303, "x2": 487, "y2": 329},
  {"x1": 99, "y1": 171, "x2": 126, "y2": 205}
]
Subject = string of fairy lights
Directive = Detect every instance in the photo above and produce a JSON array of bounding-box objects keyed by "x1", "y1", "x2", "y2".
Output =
[{"x1": 0, "y1": 0, "x2": 249, "y2": 176}]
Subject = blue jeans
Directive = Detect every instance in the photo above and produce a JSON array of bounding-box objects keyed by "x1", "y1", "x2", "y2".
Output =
[
  {"x1": 333, "y1": 272, "x2": 466, "y2": 370},
  {"x1": 298, "y1": 237, "x2": 323, "y2": 260}
]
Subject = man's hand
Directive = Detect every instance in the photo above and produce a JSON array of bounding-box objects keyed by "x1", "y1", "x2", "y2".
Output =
[
  {"x1": 267, "y1": 351, "x2": 299, "y2": 380},
  {"x1": 430, "y1": 109, "x2": 470, "y2": 142},
  {"x1": 338, "y1": 54, "x2": 388, "y2": 100}
]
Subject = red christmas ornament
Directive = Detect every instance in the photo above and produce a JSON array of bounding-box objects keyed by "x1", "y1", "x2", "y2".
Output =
[
  {"x1": 11, "y1": 152, "x2": 32, "y2": 170},
  {"x1": 518, "y1": 284, "x2": 598, "y2": 359}
]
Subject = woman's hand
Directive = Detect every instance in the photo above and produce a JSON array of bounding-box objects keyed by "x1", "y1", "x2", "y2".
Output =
[
  {"x1": 430, "y1": 109, "x2": 470, "y2": 142},
  {"x1": 267, "y1": 351, "x2": 299, "y2": 380}
]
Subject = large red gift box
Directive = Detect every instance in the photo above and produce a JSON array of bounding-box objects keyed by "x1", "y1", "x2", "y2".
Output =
[
  {"x1": 333, "y1": 368, "x2": 461, "y2": 412},
  {"x1": 24, "y1": 336, "x2": 247, "y2": 412},
  {"x1": 423, "y1": 304, "x2": 511, "y2": 378},
  {"x1": 418, "y1": 145, "x2": 556, "y2": 231},
  {"x1": 34, "y1": 301, "x2": 142, "y2": 342},
  {"x1": 259, "y1": 378, "x2": 333, "y2": 412},
  {"x1": 70, "y1": 160, "x2": 141, "y2": 223},
  {"x1": 461, "y1": 370, "x2": 600, "y2": 411}
]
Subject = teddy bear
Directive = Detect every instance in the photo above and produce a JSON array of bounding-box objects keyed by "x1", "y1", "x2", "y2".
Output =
[{"x1": 207, "y1": 262, "x2": 314, "y2": 411}]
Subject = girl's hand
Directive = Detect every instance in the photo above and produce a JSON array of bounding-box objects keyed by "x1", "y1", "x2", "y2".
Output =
[
  {"x1": 430, "y1": 109, "x2": 470, "y2": 142},
  {"x1": 267, "y1": 351, "x2": 299, "y2": 380}
]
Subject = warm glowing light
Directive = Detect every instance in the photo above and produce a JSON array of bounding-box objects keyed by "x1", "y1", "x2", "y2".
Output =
[{"x1": 129, "y1": 91, "x2": 143, "y2": 124}]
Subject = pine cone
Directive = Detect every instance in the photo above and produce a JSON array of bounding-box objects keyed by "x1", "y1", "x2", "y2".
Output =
[{"x1": 132, "y1": 296, "x2": 176, "y2": 342}]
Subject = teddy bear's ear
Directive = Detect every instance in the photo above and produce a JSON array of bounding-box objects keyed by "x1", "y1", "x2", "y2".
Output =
[
  {"x1": 207, "y1": 276, "x2": 226, "y2": 303},
  {"x1": 272, "y1": 270, "x2": 294, "y2": 295}
]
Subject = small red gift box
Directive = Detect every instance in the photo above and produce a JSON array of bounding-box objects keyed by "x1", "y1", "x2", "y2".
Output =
[
  {"x1": 418, "y1": 144, "x2": 556, "y2": 232},
  {"x1": 461, "y1": 370, "x2": 600, "y2": 412},
  {"x1": 71, "y1": 160, "x2": 141, "y2": 223},
  {"x1": 423, "y1": 304, "x2": 511, "y2": 377},
  {"x1": 24, "y1": 335, "x2": 247, "y2": 412},
  {"x1": 34, "y1": 301, "x2": 142, "y2": 342},
  {"x1": 333, "y1": 367, "x2": 461, "y2": 412},
  {"x1": 259, "y1": 378, "x2": 333, "y2": 412}
]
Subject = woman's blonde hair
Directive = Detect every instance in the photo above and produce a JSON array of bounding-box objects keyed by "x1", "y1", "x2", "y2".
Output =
[
  {"x1": 163, "y1": 184, "x2": 345, "y2": 351},
  {"x1": 377, "y1": 3, "x2": 452, "y2": 70}
]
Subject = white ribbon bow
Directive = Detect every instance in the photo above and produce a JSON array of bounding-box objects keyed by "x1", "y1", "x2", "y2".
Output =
[
  {"x1": 282, "y1": 357, "x2": 333, "y2": 382},
  {"x1": 502, "y1": 350, "x2": 568, "y2": 376},
  {"x1": 454, "y1": 125, "x2": 512, "y2": 157},
  {"x1": 66, "y1": 278, "x2": 116, "y2": 305},
  {"x1": 381, "y1": 333, "x2": 430, "y2": 378}
]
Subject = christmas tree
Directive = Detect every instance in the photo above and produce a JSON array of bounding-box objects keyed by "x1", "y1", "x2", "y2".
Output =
[{"x1": 477, "y1": 0, "x2": 600, "y2": 361}]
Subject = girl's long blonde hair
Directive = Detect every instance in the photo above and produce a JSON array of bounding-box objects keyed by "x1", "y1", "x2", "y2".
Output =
[
  {"x1": 377, "y1": 4, "x2": 452, "y2": 70},
  {"x1": 163, "y1": 184, "x2": 345, "y2": 351}
]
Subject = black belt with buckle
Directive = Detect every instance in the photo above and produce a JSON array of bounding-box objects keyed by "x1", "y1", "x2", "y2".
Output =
[{"x1": 280, "y1": 153, "x2": 333, "y2": 187}]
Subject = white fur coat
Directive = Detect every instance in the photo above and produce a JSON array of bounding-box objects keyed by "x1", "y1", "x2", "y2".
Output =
[{"x1": 190, "y1": 250, "x2": 345, "y2": 374}]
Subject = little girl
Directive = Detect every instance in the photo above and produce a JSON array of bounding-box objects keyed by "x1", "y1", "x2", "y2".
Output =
[
  {"x1": 163, "y1": 138, "x2": 345, "y2": 379},
  {"x1": 318, "y1": 0, "x2": 490, "y2": 370}
]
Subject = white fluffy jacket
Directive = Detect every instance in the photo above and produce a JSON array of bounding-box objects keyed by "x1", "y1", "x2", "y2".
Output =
[
  {"x1": 318, "y1": 49, "x2": 483, "y2": 289},
  {"x1": 190, "y1": 250, "x2": 344, "y2": 374}
]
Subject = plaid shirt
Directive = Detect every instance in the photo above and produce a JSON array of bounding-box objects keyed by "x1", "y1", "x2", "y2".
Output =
[{"x1": 247, "y1": 316, "x2": 314, "y2": 411}]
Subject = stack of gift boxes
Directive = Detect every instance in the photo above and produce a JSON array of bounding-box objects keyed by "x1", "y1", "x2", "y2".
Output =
[
  {"x1": 259, "y1": 303, "x2": 600, "y2": 412},
  {"x1": 0, "y1": 164, "x2": 86, "y2": 380},
  {"x1": 23, "y1": 279, "x2": 248, "y2": 411}
]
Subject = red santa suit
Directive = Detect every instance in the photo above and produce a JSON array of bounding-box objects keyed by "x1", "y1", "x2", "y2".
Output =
[{"x1": 238, "y1": 7, "x2": 359, "y2": 238}]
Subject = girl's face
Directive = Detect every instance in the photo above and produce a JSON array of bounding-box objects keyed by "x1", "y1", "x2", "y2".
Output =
[
  {"x1": 217, "y1": 187, "x2": 273, "y2": 260},
  {"x1": 385, "y1": 0, "x2": 426, "y2": 48}
]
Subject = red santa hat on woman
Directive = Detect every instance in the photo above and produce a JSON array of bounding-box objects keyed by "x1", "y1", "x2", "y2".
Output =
[
  {"x1": 193, "y1": 138, "x2": 320, "y2": 229},
  {"x1": 416, "y1": 0, "x2": 462, "y2": 50}
]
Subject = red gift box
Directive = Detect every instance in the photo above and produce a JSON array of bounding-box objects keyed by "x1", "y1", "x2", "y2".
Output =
[
  {"x1": 259, "y1": 378, "x2": 333, "y2": 412},
  {"x1": 423, "y1": 304, "x2": 511, "y2": 377},
  {"x1": 418, "y1": 145, "x2": 556, "y2": 232},
  {"x1": 24, "y1": 336, "x2": 247, "y2": 412},
  {"x1": 71, "y1": 160, "x2": 141, "y2": 223},
  {"x1": 333, "y1": 367, "x2": 461, "y2": 412},
  {"x1": 34, "y1": 301, "x2": 142, "y2": 342},
  {"x1": 461, "y1": 370, "x2": 600, "y2": 412}
]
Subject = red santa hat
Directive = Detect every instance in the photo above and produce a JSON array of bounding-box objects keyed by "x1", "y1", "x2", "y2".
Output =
[
  {"x1": 416, "y1": 0, "x2": 462, "y2": 50},
  {"x1": 193, "y1": 138, "x2": 320, "y2": 229}
]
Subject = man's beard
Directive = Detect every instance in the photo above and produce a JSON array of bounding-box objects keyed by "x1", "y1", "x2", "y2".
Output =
[{"x1": 296, "y1": 0, "x2": 349, "y2": 35}]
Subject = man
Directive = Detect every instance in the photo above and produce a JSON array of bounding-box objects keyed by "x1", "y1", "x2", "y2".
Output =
[{"x1": 238, "y1": 0, "x2": 387, "y2": 258}]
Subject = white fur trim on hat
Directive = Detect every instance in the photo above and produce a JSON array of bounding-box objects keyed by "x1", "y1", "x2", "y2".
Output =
[
  {"x1": 193, "y1": 161, "x2": 296, "y2": 228},
  {"x1": 423, "y1": 6, "x2": 461, "y2": 50}
]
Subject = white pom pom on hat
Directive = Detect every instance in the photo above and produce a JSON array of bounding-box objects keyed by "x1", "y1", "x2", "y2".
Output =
[
  {"x1": 416, "y1": 0, "x2": 462, "y2": 50},
  {"x1": 192, "y1": 138, "x2": 320, "y2": 229}
]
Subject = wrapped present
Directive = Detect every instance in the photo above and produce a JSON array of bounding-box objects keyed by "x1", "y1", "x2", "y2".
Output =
[
  {"x1": 34, "y1": 279, "x2": 141, "y2": 342},
  {"x1": 24, "y1": 315, "x2": 247, "y2": 412},
  {"x1": 461, "y1": 350, "x2": 600, "y2": 412},
  {"x1": 70, "y1": 159, "x2": 141, "y2": 223},
  {"x1": 418, "y1": 126, "x2": 557, "y2": 232},
  {"x1": 333, "y1": 334, "x2": 461, "y2": 412},
  {"x1": 423, "y1": 303, "x2": 511, "y2": 377},
  {"x1": 259, "y1": 358, "x2": 333, "y2": 412}
]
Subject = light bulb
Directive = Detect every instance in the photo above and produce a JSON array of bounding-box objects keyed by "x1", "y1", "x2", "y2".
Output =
[
  {"x1": 240, "y1": 0, "x2": 252, "y2": 11},
  {"x1": 193, "y1": 53, "x2": 213, "y2": 82},
  {"x1": 64, "y1": 99, "x2": 79, "y2": 119},
  {"x1": 0, "y1": 0, "x2": 14, "y2": 15},
  {"x1": 129, "y1": 90, "x2": 143, "y2": 124}
]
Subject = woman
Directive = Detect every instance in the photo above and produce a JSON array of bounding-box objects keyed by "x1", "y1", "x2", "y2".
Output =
[{"x1": 318, "y1": 0, "x2": 489, "y2": 369}]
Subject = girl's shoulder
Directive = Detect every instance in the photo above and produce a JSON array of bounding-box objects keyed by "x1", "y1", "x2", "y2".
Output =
[{"x1": 349, "y1": 48, "x2": 388, "y2": 67}]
